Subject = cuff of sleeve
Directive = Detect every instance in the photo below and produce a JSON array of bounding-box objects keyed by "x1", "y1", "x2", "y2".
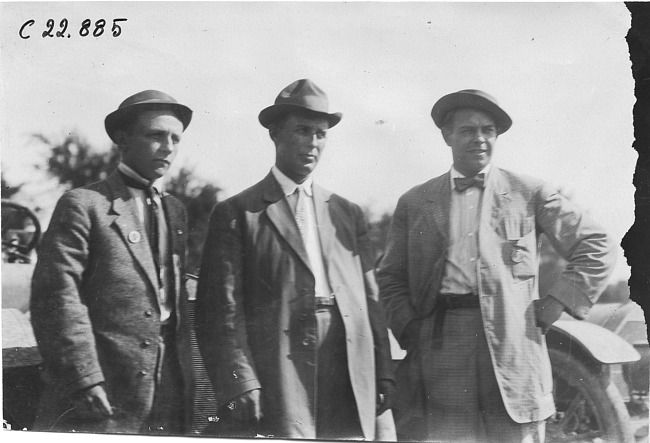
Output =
[
  {"x1": 221, "y1": 379, "x2": 262, "y2": 406},
  {"x1": 377, "y1": 370, "x2": 396, "y2": 383},
  {"x1": 66, "y1": 371, "x2": 105, "y2": 395},
  {"x1": 549, "y1": 280, "x2": 592, "y2": 320}
]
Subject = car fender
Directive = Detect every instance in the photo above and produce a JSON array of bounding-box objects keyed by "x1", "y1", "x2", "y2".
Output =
[{"x1": 549, "y1": 318, "x2": 640, "y2": 365}]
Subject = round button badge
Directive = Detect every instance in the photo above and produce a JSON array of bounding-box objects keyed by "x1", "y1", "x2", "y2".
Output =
[
  {"x1": 128, "y1": 231, "x2": 141, "y2": 243},
  {"x1": 511, "y1": 249, "x2": 524, "y2": 263}
]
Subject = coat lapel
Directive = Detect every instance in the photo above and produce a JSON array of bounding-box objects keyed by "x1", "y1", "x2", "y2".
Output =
[
  {"x1": 262, "y1": 174, "x2": 313, "y2": 273},
  {"x1": 424, "y1": 172, "x2": 451, "y2": 241},
  {"x1": 481, "y1": 167, "x2": 510, "y2": 234},
  {"x1": 107, "y1": 172, "x2": 159, "y2": 293}
]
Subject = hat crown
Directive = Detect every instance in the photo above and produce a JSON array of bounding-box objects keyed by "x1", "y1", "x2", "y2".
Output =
[
  {"x1": 275, "y1": 79, "x2": 330, "y2": 112},
  {"x1": 118, "y1": 90, "x2": 179, "y2": 109},
  {"x1": 454, "y1": 89, "x2": 500, "y2": 106},
  {"x1": 258, "y1": 79, "x2": 342, "y2": 128}
]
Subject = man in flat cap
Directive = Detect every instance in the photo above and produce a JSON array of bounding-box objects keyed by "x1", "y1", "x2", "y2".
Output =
[
  {"x1": 196, "y1": 79, "x2": 396, "y2": 440},
  {"x1": 31, "y1": 90, "x2": 195, "y2": 435},
  {"x1": 376, "y1": 90, "x2": 616, "y2": 442}
]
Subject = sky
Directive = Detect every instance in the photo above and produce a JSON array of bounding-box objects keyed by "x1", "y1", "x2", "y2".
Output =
[{"x1": 0, "y1": 2, "x2": 637, "y2": 282}]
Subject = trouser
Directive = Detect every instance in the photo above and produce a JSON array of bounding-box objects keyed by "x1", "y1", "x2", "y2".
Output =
[
  {"x1": 395, "y1": 304, "x2": 545, "y2": 443},
  {"x1": 312, "y1": 304, "x2": 364, "y2": 440},
  {"x1": 146, "y1": 323, "x2": 185, "y2": 435}
]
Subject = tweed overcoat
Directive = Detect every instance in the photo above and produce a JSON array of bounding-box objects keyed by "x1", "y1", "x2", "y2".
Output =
[
  {"x1": 376, "y1": 167, "x2": 616, "y2": 424},
  {"x1": 30, "y1": 171, "x2": 195, "y2": 433},
  {"x1": 195, "y1": 172, "x2": 394, "y2": 439}
]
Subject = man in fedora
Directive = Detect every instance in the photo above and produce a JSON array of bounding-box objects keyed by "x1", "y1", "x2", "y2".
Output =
[
  {"x1": 376, "y1": 89, "x2": 616, "y2": 442},
  {"x1": 196, "y1": 79, "x2": 396, "y2": 440},
  {"x1": 31, "y1": 90, "x2": 195, "y2": 435}
]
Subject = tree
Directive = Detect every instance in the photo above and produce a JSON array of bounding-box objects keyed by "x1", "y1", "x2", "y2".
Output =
[
  {"x1": 33, "y1": 133, "x2": 121, "y2": 189},
  {"x1": 166, "y1": 167, "x2": 221, "y2": 273}
]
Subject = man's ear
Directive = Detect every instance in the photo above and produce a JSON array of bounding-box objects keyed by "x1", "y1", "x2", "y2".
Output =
[
  {"x1": 113, "y1": 129, "x2": 128, "y2": 147},
  {"x1": 441, "y1": 128, "x2": 452, "y2": 147}
]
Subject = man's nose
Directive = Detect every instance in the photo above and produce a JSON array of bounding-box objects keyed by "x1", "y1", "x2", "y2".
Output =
[
  {"x1": 475, "y1": 132, "x2": 488, "y2": 143},
  {"x1": 310, "y1": 134, "x2": 320, "y2": 147},
  {"x1": 160, "y1": 136, "x2": 175, "y2": 153}
]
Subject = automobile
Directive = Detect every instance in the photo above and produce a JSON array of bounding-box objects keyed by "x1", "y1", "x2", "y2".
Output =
[{"x1": 1, "y1": 199, "x2": 644, "y2": 442}]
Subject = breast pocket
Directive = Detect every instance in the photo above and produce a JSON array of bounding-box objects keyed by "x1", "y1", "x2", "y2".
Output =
[{"x1": 498, "y1": 216, "x2": 537, "y2": 282}]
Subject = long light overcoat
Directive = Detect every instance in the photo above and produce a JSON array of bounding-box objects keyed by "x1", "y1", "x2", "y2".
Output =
[
  {"x1": 195, "y1": 172, "x2": 394, "y2": 439},
  {"x1": 377, "y1": 167, "x2": 616, "y2": 425},
  {"x1": 30, "y1": 172, "x2": 195, "y2": 434}
]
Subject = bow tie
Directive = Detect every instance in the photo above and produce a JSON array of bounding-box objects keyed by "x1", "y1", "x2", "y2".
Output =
[{"x1": 454, "y1": 173, "x2": 485, "y2": 192}]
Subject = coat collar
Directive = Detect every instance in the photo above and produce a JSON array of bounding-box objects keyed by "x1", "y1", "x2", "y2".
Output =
[{"x1": 262, "y1": 172, "x2": 334, "y2": 274}]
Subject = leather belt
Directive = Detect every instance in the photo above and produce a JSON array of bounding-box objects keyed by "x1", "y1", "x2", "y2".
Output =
[{"x1": 432, "y1": 293, "x2": 480, "y2": 349}]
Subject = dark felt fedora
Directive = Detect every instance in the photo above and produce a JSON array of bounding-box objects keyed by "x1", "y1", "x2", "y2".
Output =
[
  {"x1": 105, "y1": 90, "x2": 193, "y2": 142},
  {"x1": 259, "y1": 79, "x2": 342, "y2": 128},
  {"x1": 431, "y1": 89, "x2": 512, "y2": 134}
]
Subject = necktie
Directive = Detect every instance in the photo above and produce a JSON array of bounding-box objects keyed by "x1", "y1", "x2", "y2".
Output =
[
  {"x1": 454, "y1": 173, "x2": 485, "y2": 192},
  {"x1": 144, "y1": 187, "x2": 164, "y2": 292},
  {"x1": 294, "y1": 186, "x2": 317, "y2": 255}
]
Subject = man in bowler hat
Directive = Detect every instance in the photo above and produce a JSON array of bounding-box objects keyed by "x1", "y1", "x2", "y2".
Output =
[
  {"x1": 195, "y1": 79, "x2": 396, "y2": 440},
  {"x1": 377, "y1": 90, "x2": 616, "y2": 442},
  {"x1": 31, "y1": 90, "x2": 195, "y2": 434}
]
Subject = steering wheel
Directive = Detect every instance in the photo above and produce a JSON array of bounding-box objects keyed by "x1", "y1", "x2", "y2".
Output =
[{"x1": 2, "y1": 199, "x2": 41, "y2": 261}]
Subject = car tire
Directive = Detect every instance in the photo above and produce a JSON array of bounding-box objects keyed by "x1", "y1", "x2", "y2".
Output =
[{"x1": 547, "y1": 348, "x2": 635, "y2": 442}]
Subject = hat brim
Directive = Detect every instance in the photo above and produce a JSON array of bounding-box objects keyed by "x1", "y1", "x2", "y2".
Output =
[
  {"x1": 105, "y1": 102, "x2": 193, "y2": 143},
  {"x1": 259, "y1": 104, "x2": 342, "y2": 129},
  {"x1": 431, "y1": 92, "x2": 512, "y2": 135}
]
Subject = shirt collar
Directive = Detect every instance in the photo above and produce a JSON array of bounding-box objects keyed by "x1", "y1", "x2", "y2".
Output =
[
  {"x1": 450, "y1": 163, "x2": 492, "y2": 189},
  {"x1": 118, "y1": 163, "x2": 164, "y2": 193},
  {"x1": 271, "y1": 165, "x2": 313, "y2": 197}
]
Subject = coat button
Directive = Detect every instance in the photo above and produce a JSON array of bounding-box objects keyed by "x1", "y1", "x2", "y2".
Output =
[
  {"x1": 143, "y1": 339, "x2": 153, "y2": 347},
  {"x1": 302, "y1": 338, "x2": 310, "y2": 346},
  {"x1": 177, "y1": 229, "x2": 184, "y2": 235},
  {"x1": 139, "y1": 370, "x2": 148, "y2": 376},
  {"x1": 144, "y1": 310, "x2": 153, "y2": 317},
  {"x1": 300, "y1": 314, "x2": 308, "y2": 321}
]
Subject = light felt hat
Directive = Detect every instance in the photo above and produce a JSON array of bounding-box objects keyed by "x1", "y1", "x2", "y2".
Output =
[
  {"x1": 431, "y1": 89, "x2": 512, "y2": 134},
  {"x1": 258, "y1": 79, "x2": 342, "y2": 128},
  {"x1": 105, "y1": 90, "x2": 193, "y2": 142}
]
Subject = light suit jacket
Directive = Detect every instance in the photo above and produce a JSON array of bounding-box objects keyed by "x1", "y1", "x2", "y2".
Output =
[
  {"x1": 30, "y1": 171, "x2": 195, "y2": 433},
  {"x1": 195, "y1": 172, "x2": 394, "y2": 439},
  {"x1": 376, "y1": 167, "x2": 616, "y2": 423}
]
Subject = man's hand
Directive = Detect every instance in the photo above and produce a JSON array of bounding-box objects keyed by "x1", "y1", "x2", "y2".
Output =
[
  {"x1": 228, "y1": 389, "x2": 263, "y2": 424},
  {"x1": 376, "y1": 379, "x2": 395, "y2": 416},
  {"x1": 534, "y1": 295, "x2": 565, "y2": 334},
  {"x1": 72, "y1": 384, "x2": 113, "y2": 419}
]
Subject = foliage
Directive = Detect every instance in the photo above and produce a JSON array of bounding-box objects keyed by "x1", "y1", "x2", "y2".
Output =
[
  {"x1": 165, "y1": 167, "x2": 221, "y2": 273},
  {"x1": 33, "y1": 133, "x2": 120, "y2": 190}
]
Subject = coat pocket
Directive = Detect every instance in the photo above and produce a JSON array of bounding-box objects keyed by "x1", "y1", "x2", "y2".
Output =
[{"x1": 501, "y1": 226, "x2": 537, "y2": 282}]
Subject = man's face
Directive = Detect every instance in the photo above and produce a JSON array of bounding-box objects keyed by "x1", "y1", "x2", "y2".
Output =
[
  {"x1": 117, "y1": 109, "x2": 184, "y2": 181},
  {"x1": 273, "y1": 113, "x2": 329, "y2": 183},
  {"x1": 443, "y1": 108, "x2": 498, "y2": 177}
]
